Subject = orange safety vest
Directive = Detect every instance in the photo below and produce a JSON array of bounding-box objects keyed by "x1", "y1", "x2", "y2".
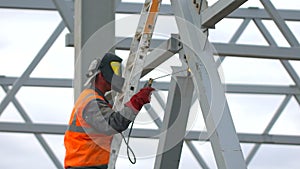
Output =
[{"x1": 64, "y1": 88, "x2": 113, "y2": 168}]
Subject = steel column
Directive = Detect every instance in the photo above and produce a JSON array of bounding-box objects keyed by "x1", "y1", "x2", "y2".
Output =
[
  {"x1": 73, "y1": 0, "x2": 115, "y2": 98},
  {"x1": 154, "y1": 68, "x2": 194, "y2": 169},
  {"x1": 171, "y1": 0, "x2": 247, "y2": 168}
]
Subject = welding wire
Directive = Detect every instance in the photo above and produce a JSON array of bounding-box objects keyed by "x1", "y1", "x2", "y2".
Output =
[{"x1": 152, "y1": 68, "x2": 190, "y2": 80}]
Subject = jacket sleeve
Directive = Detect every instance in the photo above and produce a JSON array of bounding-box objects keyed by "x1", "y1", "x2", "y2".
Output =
[{"x1": 82, "y1": 99, "x2": 137, "y2": 135}]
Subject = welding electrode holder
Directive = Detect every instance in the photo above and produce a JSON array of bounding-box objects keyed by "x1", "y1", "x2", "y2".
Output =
[
  {"x1": 143, "y1": 78, "x2": 153, "y2": 88},
  {"x1": 146, "y1": 78, "x2": 153, "y2": 87}
]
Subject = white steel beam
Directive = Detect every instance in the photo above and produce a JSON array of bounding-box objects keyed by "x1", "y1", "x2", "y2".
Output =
[
  {"x1": 246, "y1": 95, "x2": 292, "y2": 164},
  {"x1": 0, "y1": 122, "x2": 67, "y2": 134},
  {"x1": 253, "y1": 3, "x2": 300, "y2": 106},
  {"x1": 237, "y1": 133, "x2": 300, "y2": 145},
  {"x1": 229, "y1": 8, "x2": 300, "y2": 21},
  {"x1": 1, "y1": 85, "x2": 63, "y2": 169},
  {"x1": 185, "y1": 141, "x2": 210, "y2": 169},
  {"x1": 229, "y1": 18, "x2": 251, "y2": 43},
  {"x1": 144, "y1": 104, "x2": 163, "y2": 128},
  {"x1": 116, "y1": 2, "x2": 173, "y2": 15},
  {"x1": 260, "y1": 0, "x2": 299, "y2": 46},
  {"x1": 141, "y1": 34, "x2": 182, "y2": 77},
  {"x1": 2, "y1": 77, "x2": 300, "y2": 95},
  {"x1": 69, "y1": 37, "x2": 300, "y2": 60},
  {"x1": 253, "y1": 18, "x2": 277, "y2": 45},
  {"x1": 114, "y1": 38, "x2": 300, "y2": 60},
  {"x1": 225, "y1": 84, "x2": 300, "y2": 95},
  {"x1": 171, "y1": 0, "x2": 247, "y2": 168},
  {"x1": 213, "y1": 43, "x2": 300, "y2": 60},
  {"x1": 0, "y1": 0, "x2": 58, "y2": 10},
  {"x1": 295, "y1": 95, "x2": 300, "y2": 105},
  {"x1": 2, "y1": 1, "x2": 300, "y2": 22},
  {"x1": 52, "y1": 0, "x2": 74, "y2": 32},
  {"x1": 0, "y1": 76, "x2": 72, "y2": 88},
  {"x1": 201, "y1": 0, "x2": 247, "y2": 28},
  {"x1": 0, "y1": 21, "x2": 65, "y2": 116},
  {"x1": 2, "y1": 123, "x2": 300, "y2": 145},
  {"x1": 152, "y1": 92, "x2": 166, "y2": 109},
  {"x1": 114, "y1": 37, "x2": 163, "y2": 50},
  {"x1": 216, "y1": 18, "x2": 251, "y2": 66},
  {"x1": 259, "y1": 1, "x2": 300, "y2": 88},
  {"x1": 116, "y1": 3, "x2": 300, "y2": 22}
]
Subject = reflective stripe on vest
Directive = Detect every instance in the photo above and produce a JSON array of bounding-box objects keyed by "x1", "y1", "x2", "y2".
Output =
[{"x1": 67, "y1": 91, "x2": 103, "y2": 134}]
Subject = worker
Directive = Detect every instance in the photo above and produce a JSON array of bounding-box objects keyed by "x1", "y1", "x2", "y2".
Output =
[{"x1": 64, "y1": 53, "x2": 155, "y2": 169}]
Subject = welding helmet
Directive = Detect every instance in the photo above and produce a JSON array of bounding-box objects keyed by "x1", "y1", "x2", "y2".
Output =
[{"x1": 84, "y1": 53, "x2": 125, "y2": 93}]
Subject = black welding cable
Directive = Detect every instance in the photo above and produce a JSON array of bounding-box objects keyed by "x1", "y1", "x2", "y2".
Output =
[{"x1": 121, "y1": 121, "x2": 136, "y2": 164}]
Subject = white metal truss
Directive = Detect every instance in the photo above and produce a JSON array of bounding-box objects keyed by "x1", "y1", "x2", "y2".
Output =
[
  {"x1": 0, "y1": 0, "x2": 300, "y2": 169},
  {"x1": 171, "y1": 0, "x2": 247, "y2": 168}
]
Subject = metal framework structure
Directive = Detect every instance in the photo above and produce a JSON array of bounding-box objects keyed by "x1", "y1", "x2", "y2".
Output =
[{"x1": 0, "y1": 0, "x2": 300, "y2": 169}]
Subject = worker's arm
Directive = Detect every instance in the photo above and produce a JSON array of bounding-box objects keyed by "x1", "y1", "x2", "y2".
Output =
[
  {"x1": 83, "y1": 87, "x2": 155, "y2": 135},
  {"x1": 83, "y1": 99, "x2": 137, "y2": 135}
]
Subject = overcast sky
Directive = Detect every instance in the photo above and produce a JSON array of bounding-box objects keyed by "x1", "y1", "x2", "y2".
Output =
[{"x1": 0, "y1": 0, "x2": 300, "y2": 169}]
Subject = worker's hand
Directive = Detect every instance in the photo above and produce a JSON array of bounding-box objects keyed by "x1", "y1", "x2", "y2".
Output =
[{"x1": 125, "y1": 87, "x2": 155, "y2": 113}]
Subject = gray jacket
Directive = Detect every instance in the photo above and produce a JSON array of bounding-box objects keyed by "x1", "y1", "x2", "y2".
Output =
[{"x1": 82, "y1": 87, "x2": 137, "y2": 135}]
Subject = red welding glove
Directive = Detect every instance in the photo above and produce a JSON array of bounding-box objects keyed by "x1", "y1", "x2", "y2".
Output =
[{"x1": 125, "y1": 87, "x2": 155, "y2": 113}]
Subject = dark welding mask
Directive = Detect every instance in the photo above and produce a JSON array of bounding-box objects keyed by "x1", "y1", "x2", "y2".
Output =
[{"x1": 84, "y1": 53, "x2": 125, "y2": 93}]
